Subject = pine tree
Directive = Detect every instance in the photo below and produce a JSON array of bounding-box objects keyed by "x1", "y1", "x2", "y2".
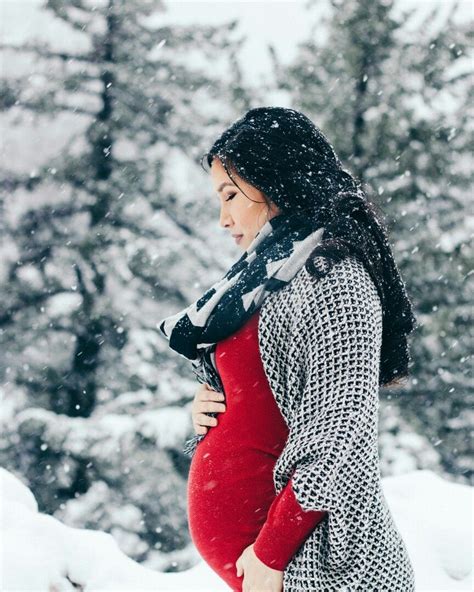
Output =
[
  {"x1": 268, "y1": 0, "x2": 473, "y2": 482},
  {"x1": 0, "y1": 0, "x2": 253, "y2": 569}
]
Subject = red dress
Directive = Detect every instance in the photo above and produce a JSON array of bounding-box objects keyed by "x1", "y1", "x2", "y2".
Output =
[{"x1": 187, "y1": 308, "x2": 327, "y2": 591}]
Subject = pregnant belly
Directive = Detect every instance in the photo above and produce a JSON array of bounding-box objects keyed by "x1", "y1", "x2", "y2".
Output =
[{"x1": 187, "y1": 437, "x2": 279, "y2": 590}]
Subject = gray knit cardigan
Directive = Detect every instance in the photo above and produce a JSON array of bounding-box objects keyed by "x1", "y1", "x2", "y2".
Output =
[{"x1": 253, "y1": 254, "x2": 416, "y2": 591}]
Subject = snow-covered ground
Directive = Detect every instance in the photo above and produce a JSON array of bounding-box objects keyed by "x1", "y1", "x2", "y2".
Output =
[{"x1": 0, "y1": 467, "x2": 471, "y2": 591}]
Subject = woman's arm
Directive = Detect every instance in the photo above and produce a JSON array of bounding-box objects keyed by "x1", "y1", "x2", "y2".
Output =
[
  {"x1": 286, "y1": 256, "x2": 383, "y2": 515},
  {"x1": 252, "y1": 475, "x2": 327, "y2": 571},
  {"x1": 255, "y1": 255, "x2": 384, "y2": 571}
]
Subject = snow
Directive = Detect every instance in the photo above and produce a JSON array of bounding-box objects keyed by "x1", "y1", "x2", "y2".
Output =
[
  {"x1": 1, "y1": 469, "x2": 227, "y2": 592},
  {"x1": 1, "y1": 467, "x2": 471, "y2": 591},
  {"x1": 381, "y1": 470, "x2": 473, "y2": 590}
]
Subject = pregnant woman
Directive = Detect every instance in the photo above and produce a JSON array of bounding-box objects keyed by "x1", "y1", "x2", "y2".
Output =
[{"x1": 159, "y1": 107, "x2": 417, "y2": 591}]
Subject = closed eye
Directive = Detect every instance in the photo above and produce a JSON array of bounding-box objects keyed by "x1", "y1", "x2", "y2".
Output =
[{"x1": 225, "y1": 193, "x2": 236, "y2": 202}]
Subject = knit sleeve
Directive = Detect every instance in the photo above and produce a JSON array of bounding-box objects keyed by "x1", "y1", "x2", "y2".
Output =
[
  {"x1": 252, "y1": 476, "x2": 327, "y2": 571},
  {"x1": 275, "y1": 256, "x2": 383, "y2": 568}
]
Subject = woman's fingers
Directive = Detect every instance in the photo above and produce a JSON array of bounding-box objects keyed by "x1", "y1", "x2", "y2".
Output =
[
  {"x1": 192, "y1": 403, "x2": 225, "y2": 433},
  {"x1": 198, "y1": 400, "x2": 226, "y2": 413},
  {"x1": 200, "y1": 386, "x2": 225, "y2": 400},
  {"x1": 192, "y1": 413, "x2": 215, "y2": 435},
  {"x1": 202, "y1": 392, "x2": 225, "y2": 401},
  {"x1": 195, "y1": 412, "x2": 219, "y2": 427},
  {"x1": 192, "y1": 384, "x2": 226, "y2": 434}
]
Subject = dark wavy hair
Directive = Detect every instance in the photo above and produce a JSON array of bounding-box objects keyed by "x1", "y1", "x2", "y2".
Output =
[{"x1": 200, "y1": 106, "x2": 418, "y2": 388}]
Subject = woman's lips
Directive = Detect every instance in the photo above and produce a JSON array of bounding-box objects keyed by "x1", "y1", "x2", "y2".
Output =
[{"x1": 234, "y1": 235, "x2": 243, "y2": 244}]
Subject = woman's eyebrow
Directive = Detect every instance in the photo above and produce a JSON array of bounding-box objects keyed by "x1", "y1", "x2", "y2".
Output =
[{"x1": 217, "y1": 181, "x2": 236, "y2": 193}]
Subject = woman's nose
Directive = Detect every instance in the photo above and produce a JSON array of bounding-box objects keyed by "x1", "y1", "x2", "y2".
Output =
[{"x1": 219, "y1": 208, "x2": 232, "y2": 229}]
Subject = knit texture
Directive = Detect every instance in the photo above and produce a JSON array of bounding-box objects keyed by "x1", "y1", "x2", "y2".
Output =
[{"x1": 257, "y1": 254, "x2": 416, "y2": 591}]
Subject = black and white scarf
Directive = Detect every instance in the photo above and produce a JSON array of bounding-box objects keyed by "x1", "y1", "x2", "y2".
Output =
[{"x1": 158, "y1": 211, "x2": 325, "y2": 455}]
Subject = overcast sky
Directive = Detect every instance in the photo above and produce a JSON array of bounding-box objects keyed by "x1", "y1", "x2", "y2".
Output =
[{"x1": 1, "y1": 0, "x2": 472, "y2": 85}]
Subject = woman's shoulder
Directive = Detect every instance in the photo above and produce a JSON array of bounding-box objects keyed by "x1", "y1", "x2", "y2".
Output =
[
  {"x1": 264, "y1": 253, "x2": 382, "y2": 328},
  {"x1": 260, "y1": 255, "x2": 383, "y2": 347},
  {"x1": 293, "y1": 254, "x2": 379, "y2": 303},
  {"x1": 258, "y1": 254, "x2": 384, "y2": 415}
]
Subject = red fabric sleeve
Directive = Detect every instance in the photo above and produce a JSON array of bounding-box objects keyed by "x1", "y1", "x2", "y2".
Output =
[{"x1": 253, "y1": 477, "x2": 327, "y2": 571}]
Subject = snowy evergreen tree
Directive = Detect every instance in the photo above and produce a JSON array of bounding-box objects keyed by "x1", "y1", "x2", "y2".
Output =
[
  {"x1": 0, "y1": 0, "x2": 254, "y2": 569},
  {"x1": 267, "y1": 0, "x2": 473, "y2": 482}
]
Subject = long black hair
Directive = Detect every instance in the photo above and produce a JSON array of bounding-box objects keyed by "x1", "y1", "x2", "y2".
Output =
[{"x1": 200, "y1": 106, "x2": 417, "y2": 387}]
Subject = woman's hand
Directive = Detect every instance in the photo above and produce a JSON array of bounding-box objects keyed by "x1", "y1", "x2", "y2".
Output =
[
  {"x1": 236, "y1": 543, "x2": 284, "y2": 592},
  {"x1": 191, "y1": 382, "x2": 226, "y2": 435}
]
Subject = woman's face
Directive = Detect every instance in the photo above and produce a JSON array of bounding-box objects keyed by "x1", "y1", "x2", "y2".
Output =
[{"x1": 210, "y1": 157, "x2": 281, "y2": 251}]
